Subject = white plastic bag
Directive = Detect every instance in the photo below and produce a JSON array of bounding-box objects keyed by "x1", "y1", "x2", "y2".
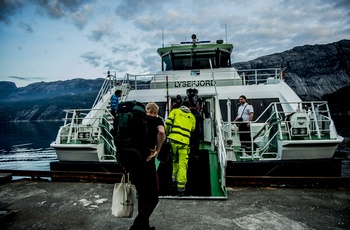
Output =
[{"x1": 111, "y1": 173, "x2": 136, "y2": 218}]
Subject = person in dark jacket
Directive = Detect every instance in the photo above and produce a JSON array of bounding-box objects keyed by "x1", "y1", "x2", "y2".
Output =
[
  {"x1": 125, "y1": 102, "x2": 165, "y2": 230},
  {"x1": 110, "y1": 90, "x2": 122, "y2": 118}
]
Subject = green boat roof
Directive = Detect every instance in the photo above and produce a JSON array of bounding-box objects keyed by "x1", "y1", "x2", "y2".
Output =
[{"x1": 157, "y1": 43, "x2": 234, "y2": 57}]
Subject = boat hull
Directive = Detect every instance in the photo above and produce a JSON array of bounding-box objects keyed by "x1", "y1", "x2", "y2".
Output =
[
  {"x1": 279, "y1": 137, "x2": 344, "y2": 160},
  {"x1": 51, "y1": 143, "x2": 106, "y2": 162}
]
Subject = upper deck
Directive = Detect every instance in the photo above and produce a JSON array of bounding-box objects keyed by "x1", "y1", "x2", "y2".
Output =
[{"x1": 157, "y1": 35, "x2": 233, "y2": 71}]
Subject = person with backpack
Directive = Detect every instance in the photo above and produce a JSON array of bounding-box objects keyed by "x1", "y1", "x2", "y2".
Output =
[
  {"x1": 116, "y1": 101, "x2": 165, "y2": 230},
  {"x1": 110, "y1": 90, "x2": 122, "y2": 118},
  {"x1": 165, "y1": 100, "x2": 196, "y2": 196}
]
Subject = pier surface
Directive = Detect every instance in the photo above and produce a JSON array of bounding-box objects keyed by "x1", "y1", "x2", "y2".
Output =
[{"x1": 1, "y1": 179, "x2": 349, "y2": 230}]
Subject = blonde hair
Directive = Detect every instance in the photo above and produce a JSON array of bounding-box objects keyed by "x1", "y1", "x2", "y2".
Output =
[{"x1": 146, "y1": 102, "x2": 159, "y2": 113}]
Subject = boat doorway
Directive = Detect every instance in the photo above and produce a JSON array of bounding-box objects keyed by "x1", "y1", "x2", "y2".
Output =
[{"x1": 156, "y1": 95, "x2": 227, "y2": 199}]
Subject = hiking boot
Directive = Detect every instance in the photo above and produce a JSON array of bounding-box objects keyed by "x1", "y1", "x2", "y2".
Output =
[
  {"x1": 178, "y1": 188, "x2": 186, "y2": 196},
  {"x1": 178, "y1": 191, "x2": 186, "y2": 196}
]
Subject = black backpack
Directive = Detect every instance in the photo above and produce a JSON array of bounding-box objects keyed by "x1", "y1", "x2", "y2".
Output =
[
  {"x1": 114, "y1": 100, "x2": 148, "y2": 156},
  {"x1": 185, "y1": 88, "x2": 199, "y2": 108}
]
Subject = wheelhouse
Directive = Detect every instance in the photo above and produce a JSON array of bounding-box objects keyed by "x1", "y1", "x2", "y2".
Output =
[{"x1": 157, "y1": 39, "x2": 233, "y2": 71}]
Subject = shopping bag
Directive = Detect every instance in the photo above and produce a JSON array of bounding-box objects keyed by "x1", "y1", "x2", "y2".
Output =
[{"x1": 111, "y1": 173, "x2": 136, "y2": 218}]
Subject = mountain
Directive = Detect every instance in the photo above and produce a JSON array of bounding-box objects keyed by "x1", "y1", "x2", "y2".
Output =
[
  {"x1": 0, "y1": 39, "x2": 349, "y2": 122},
  {"x1": 232, "y1": 39, "x2": 350, "y2": 101},
  {"x1": 0, "y1": 78, "x2": 105, "y2": 121},
  {"x1": 0, "y1": 81, "x2": 17, "y2": 99},
  {"x1": 1, "y1": 78, "x2": 104, "y2": 102}
]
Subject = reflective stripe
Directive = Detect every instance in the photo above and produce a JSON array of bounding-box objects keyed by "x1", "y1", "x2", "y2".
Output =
[
  {"x1": 177, "y1": 181, "x2": 186, "y2": 189},
  {"x1": 166, "y1": 109, "x2": 195, "y2": 145},
  {"x1": 171, "y1": 131, "x2": 191, "y2": 139},
  {"x1": 172, "y1": 125, "x2": 191, "y2": 133}
]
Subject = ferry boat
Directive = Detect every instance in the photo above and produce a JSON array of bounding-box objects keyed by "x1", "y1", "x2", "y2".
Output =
[{"x1": 50, "y1": 34, "x2": 344, "y2": 198}]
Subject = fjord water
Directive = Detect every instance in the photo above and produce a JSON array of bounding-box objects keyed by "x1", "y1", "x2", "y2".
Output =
[{"x1": 0, "y1": 121, "x2": 61, "y2": 170}]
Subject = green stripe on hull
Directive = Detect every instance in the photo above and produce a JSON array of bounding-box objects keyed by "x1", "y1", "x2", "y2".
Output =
[
  {"x1": 200, "y1": 142, "x2": 227, "y2": 197},
  {"x1": 208, "y1": 150, "x2": 226, "y2": 197}
]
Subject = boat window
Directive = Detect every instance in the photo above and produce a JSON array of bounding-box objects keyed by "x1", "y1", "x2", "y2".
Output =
[
  {"x1": 161, "y1": 49, "x2": 232, "y2": 70},
  {"x1": 173, "y1": 53, "x2": 193, "y2": 70},
  {"x1": 162, "y1": 54, "x2": 172, "y2": 71},
  {"x1": 219, "y1": 52, "x2": 231, "y2": 68}
]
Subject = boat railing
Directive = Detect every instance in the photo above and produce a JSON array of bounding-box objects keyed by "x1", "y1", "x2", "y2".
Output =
[
  {"x1": 123, "y1": 68, "x2": 285, "y2": 91},
  {"x1": 226, "y1": 101, "x2": 337, "y2": 160},
  {"x1": 236, "y1": 68, "x2": 284, "y2": 85},
  {"x1": 214, "y1": 96, "x2": 227, "y2": 192},
  {"x1": 92, "y1": 71, "x2": 117, "y2": 108},
  {"x1": 59, "y1": 108, "x2": 114, "y2": 144},
  {"x1": 99, "y1": 114, "x2": 117, "y2": 159}
]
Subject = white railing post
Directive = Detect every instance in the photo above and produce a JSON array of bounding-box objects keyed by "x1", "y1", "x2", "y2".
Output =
[
  {"x1": 311, "y1": 102, "x2": 321, "y2": 139},
  {"x1": 227, "y1": 98, "x2": 232, "y2": 141}
]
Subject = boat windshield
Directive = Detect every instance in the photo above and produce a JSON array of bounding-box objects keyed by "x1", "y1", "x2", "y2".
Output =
[{"x1": 162, "y1": 50, "x2": 231, "y2": 71}]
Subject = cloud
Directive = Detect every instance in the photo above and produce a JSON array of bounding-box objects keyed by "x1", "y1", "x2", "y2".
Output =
[
  {"x1": 33, "y1": 0, "x2": 91, "y2": 18},
  {"x1": 18, "y1": 22, "x2": 34, "y2": 33},
  {"x1": 88, "y1": 19, "x2": 120, "y2": 42},
  {"x1": 103, "y1": 59, "x2": 134, "y2": 73},
  {"x1": 80, "y1": 51, "x2": 102, "y2": 67},
  {"x1": 8, "y1": 75, "x2": 45, "y2": 81},
  {"x1": 8, "y1": 75, "x2": 27, "y2": 80},
  {"x1": 33, "y1": 0, "x2": 94, "y2": 30},
  {"x1": 140, "y1": 48, "x2": 158, "y2": 73},
  {"x1": 114, "y1": 0, "x2": 165, "y2": 20},
  {"x1": 111, "y1": 44, "x2": 139, "y2": 54},
  {"x1": 0, "y1": 0, "x2": 25, "y2": 24},
  {"x1": 71, "y1": 4, "x2": 93, "y2": 30}
]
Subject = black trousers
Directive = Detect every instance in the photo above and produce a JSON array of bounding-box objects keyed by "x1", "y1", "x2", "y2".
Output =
[
  {"x1": 239, "y1": 123, "x2": 251, "y2": 148},
  {"x1": 117, "y1": 149, "x2": 159, "y2": 229},
  {"x1": 131, "y1": 159, "x2": 159, "y2": 229}
]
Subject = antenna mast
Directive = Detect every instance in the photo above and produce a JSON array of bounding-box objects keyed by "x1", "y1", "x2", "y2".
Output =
[
  {"x1": 162, "y1": 28, "x2": 164, "y2": 48},
  {"x1": 225, "y1": 24, "x2": 227, "y2": 44}
]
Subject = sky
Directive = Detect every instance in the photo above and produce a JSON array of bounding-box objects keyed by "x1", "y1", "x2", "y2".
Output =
[{"x1": 0, "y1": 0, "x2": 349, "y2": 87}]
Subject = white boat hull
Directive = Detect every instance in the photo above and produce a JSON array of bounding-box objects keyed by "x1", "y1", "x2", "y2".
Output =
[
  {"x1": 51, "y1": 143, "x2": 105, "y2": 162},
  {"x1": 279, "y1": 137, "x2": 344, "y2": 160}
]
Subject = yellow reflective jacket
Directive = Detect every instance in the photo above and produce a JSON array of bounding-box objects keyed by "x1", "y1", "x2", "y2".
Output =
[{"x1": 165, "y1": 106, "x2": 196, "y2": 145}]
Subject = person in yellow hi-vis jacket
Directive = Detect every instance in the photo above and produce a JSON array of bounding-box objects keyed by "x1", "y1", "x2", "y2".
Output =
[{"x1": 165, "y1": 100, "x2": 196, "y2": 196}]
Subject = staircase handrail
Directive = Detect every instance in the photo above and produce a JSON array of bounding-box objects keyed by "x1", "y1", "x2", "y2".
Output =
[{"x1": 92, "y1": 72, "x2": 116, "y2": 108}]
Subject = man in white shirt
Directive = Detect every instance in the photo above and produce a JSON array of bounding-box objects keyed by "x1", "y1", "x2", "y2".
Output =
[{"x1": 234, "y1": 95, "x2": 254, "y2": 150}]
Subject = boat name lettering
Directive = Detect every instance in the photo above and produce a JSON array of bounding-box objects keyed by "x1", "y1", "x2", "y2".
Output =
[{"x1": 174, "y1": 80, "x2": 213, "y2": 88}]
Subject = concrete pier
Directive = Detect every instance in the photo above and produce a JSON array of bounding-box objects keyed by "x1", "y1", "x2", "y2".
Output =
[{"x1": 1, "y1": 179, "x2": 349, "y2": 230}]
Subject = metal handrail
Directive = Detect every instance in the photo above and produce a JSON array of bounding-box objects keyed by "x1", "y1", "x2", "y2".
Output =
[
  {"x1": 92, "y1": 72, "x2": 117, "y2": 108},
  {"x1": 123, "y1": 68, "x2": 285, "y2": 90},
  {"x1": 214, "y1": 96, "x2": 227, "y2": 191},
  {"x1": 226, "y1": 100, "x2": 336, "y2": 159}
]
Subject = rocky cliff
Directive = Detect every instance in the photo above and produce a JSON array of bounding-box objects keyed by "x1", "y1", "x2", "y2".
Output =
[
  {"x1": 232, "y1": 39, "x2": 350, "y2": 101},
  {"x1": 0, "y1": 78, "x2": 104, "y2": 121}
]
